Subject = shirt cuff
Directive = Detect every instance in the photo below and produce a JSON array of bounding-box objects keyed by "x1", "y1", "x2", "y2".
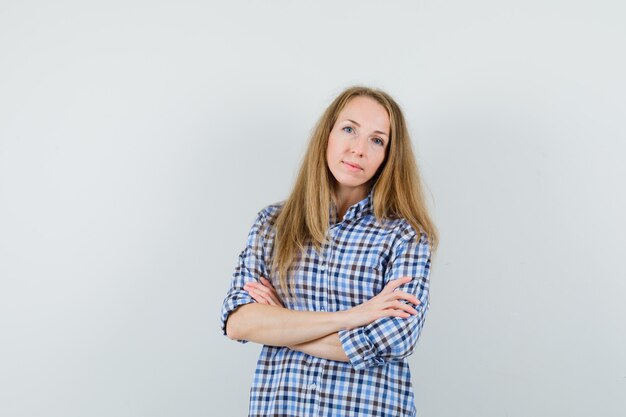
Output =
[
  {"x1": 338, "y1": 326, "x2": 386, "y2": 370},
  {"x1": 220, "y1": 291, "x2": 255, "y2": 344}
]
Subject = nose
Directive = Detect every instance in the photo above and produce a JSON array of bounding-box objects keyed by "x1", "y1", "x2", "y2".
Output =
[{"x1": 350, "y1": 136, "x2": 367, "y2": 157}]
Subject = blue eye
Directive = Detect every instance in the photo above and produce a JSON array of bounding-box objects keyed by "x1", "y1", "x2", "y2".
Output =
[
  {"x1": 342, "y1": 126, "x2": 354, "y2": 134},
  {"x1": 372, "y1": 137, "x2": 384, "y2": 146}
]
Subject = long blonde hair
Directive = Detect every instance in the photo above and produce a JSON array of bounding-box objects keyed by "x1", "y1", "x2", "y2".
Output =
[{"x1": 273, "y1": 86, "x2": 438, "y2": 294}]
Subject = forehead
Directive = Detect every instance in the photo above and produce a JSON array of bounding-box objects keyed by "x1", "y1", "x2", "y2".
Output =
[{"x1": 337, "y1": 96, "x2": 390, "y2": 134}]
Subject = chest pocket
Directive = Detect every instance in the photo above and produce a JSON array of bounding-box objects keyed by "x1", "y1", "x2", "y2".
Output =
[{"x1": 331, "y1": 253, "x2": 387, "y2": 308}]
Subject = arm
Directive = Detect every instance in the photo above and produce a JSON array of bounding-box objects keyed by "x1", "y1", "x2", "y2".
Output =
[
  {"x1": 242, "y1": 277, "x2": 420, "y2": 361},
  {"x1": 221, "y1": 209, "x2": 420, "y2": 349},
  {"x1": 338, "y1": 232, "x2": 432, "y2": 370},
  {"x1": 229, "y1": 276, "x2": 419, "y2": 346},
  {"x1": 240, "y1": 277, "x2": 347, "y2": 359},
  {"x1": 290, "y1": 333, "x2": 349, "y2": 362},
  {"x1": 219, "y1": 209, "x2": 272, "y2": 343},
  {"x1": 226, "y1": 303, "x2": 346, "y2": 346}
]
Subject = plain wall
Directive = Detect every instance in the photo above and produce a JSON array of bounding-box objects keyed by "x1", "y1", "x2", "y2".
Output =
[{"x1": 1, "y1": 1, "x2": 625, "y2": 416}]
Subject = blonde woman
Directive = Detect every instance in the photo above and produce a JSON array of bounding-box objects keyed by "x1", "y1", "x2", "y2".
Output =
[{"x1": 220, "y1": 86, "x2": 438, "y2": 417}]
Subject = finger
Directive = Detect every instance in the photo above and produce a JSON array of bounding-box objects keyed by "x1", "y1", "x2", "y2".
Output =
[
  {"x1": 267, "y1": 292, "x2": 284, "y2": 307},
  {"x1": 253, "y1": 279, "x2": 284, "y2": 307},
  {"x1": 381, "y1": 276, "x2": 412, "y2": 294},
  {"x1": 388, "y1": 291, "x2": 421, "y2": 306},
  {"x1": 245, "y1": 283, "x2": 273, "y2": 303},
  {"x1": 384, "y1": 309, "x2": 411, "y2": 319},
  {"x1": 248, "y1": 283, "x2": 283, "y2": 307},
  {"x1": 248, "y1": 281, "x2": 271, "y2": 294},
  {"x1": 383, "y1": 276, "x2": 411, "y2": 291},
  {"x1": 245, "y1": 286, "x2": 270, "y2": 304},
  {"x1": 244, "y1": 285, "x2": 263, "y2": 302},
  {"x1": 383, "y1": 291, "x2": 419, "y2": 306},
  {"x1": 261, "y1": 288, "x2": 282, "y2": 307},
  {"x1": 260, "y1": 277, "x2": 275, "y2": 288},
  {"x1": 388, "y1": 300, "x2": 419, "y2": 315},
  {"x1": 250, "y1": 282, "x2": 280, "y2": 300}
]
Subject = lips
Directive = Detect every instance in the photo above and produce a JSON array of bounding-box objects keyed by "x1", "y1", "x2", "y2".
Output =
[{"x1": 342, "y1": 160, "x2": 363, "y2": 171}]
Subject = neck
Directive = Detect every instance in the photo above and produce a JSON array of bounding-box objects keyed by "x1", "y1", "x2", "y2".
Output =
[{"x1": 334, "y1": 186, "x2": 368, "y2": 219}]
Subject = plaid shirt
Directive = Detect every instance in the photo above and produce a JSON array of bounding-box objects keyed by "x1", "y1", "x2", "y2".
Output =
[{"x1": 220, "y1": 193, "x2": 432, "y2": 417}]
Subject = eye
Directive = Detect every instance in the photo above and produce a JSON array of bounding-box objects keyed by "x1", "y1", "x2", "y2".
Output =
[
  {"x1": 342, "y1": 126, "x2": 354, "y2": 134},
  {"x1": 372, "y1": 137, "x2": 385, "y2": 146}
]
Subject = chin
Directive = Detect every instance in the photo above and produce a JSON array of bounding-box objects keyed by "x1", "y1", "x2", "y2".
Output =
[
  {"x1": 337, "y1": 179, "x2": 369, "y2": 189},
  {"x1": 331, "y1": 169, "x2": 372, "y2": 188}
]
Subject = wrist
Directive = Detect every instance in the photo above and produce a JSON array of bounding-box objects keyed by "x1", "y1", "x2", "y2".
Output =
[{"x1": 334, "y1": 310, "x2": 352, "y2": 331}]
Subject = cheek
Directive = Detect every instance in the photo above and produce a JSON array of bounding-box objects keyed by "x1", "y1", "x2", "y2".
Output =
[
  {"x1": 326, "y1": 140, "x2": 337, "y2": 168},
  {"x1": 325, "y1": 142, "x2": 333, "y2": 162},
  {"x1": 372, "y1": 149, "x2": 386, "y2": 171},
  {"x1": 326, "y1": 135, "x2": 342, "y2": 158}
]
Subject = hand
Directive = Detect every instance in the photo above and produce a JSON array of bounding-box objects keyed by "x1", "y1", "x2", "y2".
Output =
[
  {"x1": 341, "y1": 276, "x2": 420, "y2": 330},
  {"x1": 244, "y1": 277, "x2": 285, "y2": 308}
]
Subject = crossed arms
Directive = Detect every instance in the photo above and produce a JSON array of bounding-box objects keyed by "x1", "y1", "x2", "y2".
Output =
[
  {"x1": 225, "y1": 276, "x2": 421, "y2": 362},
  {"x1": 220, "y1": 209, "x2": 432, "y2": 370}
]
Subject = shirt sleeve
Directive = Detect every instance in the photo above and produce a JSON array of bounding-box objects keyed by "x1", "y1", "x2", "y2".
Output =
[
  {"x1": 338, "y1": 231, "x2": 432, "y2": 370},
  {"x1": 219, "y1": 208, "x2": 271, "y2": 343}
]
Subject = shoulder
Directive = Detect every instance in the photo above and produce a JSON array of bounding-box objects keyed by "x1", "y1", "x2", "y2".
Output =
[
  {"x1": 379, "y1": 217, "x2": 431, "y2": 251},
  {"x1": 247, "y1": 202, "x2": 285, "y2": 239},
  {"x1": 254, "y1": 202, "x2": 284, "y2": 226},
  {"x1": 244, "y1": 202, "x2": 284, "y2": 246}
]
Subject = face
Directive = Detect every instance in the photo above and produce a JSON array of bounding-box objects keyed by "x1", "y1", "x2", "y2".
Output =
[{"x1": 326, "y1": 95, "x2": 390, "y2": 199}]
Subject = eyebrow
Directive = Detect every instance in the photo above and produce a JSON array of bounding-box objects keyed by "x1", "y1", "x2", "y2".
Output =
[{"x1": 344, "y1": 119, "x2": 389, "y2": 137}]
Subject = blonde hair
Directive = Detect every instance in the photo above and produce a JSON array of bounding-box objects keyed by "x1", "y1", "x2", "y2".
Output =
[{"x1": 273, "y1": 86, "x2": 438, "y2": 294}]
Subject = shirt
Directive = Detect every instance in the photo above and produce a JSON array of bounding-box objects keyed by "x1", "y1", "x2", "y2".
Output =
[{"x1": 220, "y1": 193, "x2": 432, "y2": 417}]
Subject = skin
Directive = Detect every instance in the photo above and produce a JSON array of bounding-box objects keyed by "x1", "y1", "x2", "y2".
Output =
[
  {"x1": 326, "y1": 95, "x2": 390, "y2": 218},
  {"x1": 227, "y1": 96, "x2": 419, "y2": 363},
  {"x1": 241, "y1": 277, "x2": 420, "y2": 361}
]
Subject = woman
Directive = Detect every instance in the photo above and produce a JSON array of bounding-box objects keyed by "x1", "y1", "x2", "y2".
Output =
[{"x1": 220, "y1": 86, "x2": 438, "y2": 416}]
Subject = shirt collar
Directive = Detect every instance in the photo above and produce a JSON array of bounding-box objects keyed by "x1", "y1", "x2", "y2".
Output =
[{"x1": 330, "y1": 189, "x2": 374, "y2": 224}]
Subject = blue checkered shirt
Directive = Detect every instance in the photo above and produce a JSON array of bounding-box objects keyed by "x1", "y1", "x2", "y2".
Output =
[{"x1": 220, "y1": 193, "x2": 432, "y2": 417}]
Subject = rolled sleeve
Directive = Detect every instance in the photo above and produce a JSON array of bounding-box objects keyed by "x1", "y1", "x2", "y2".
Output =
[
  {"x1": 219, "y1": 209, "x2": 271, "y2": 343},
  {"x1": 339, "y1": 232, "x2": 432, "y2": 370}
]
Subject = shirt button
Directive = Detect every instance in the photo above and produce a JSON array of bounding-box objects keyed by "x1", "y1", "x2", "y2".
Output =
[
  {"x1": 320, "y1": 264, "x2": 326, "y2": 272},
  {"x1": 309, "y1": 383, "x2": 316, "y2": 390},
  {"x1": 320, "y1": 307, "x2": 326, "y2": 311}
]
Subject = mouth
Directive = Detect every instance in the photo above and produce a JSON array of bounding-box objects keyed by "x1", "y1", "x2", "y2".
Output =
[{"x1": 342, "y1": 160, "x2": 363, "y2": 171}]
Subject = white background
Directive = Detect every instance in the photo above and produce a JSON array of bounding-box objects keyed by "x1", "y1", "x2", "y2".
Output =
[{"x1": 1, "y1": 1, "x2": 625, "y2": 416}]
